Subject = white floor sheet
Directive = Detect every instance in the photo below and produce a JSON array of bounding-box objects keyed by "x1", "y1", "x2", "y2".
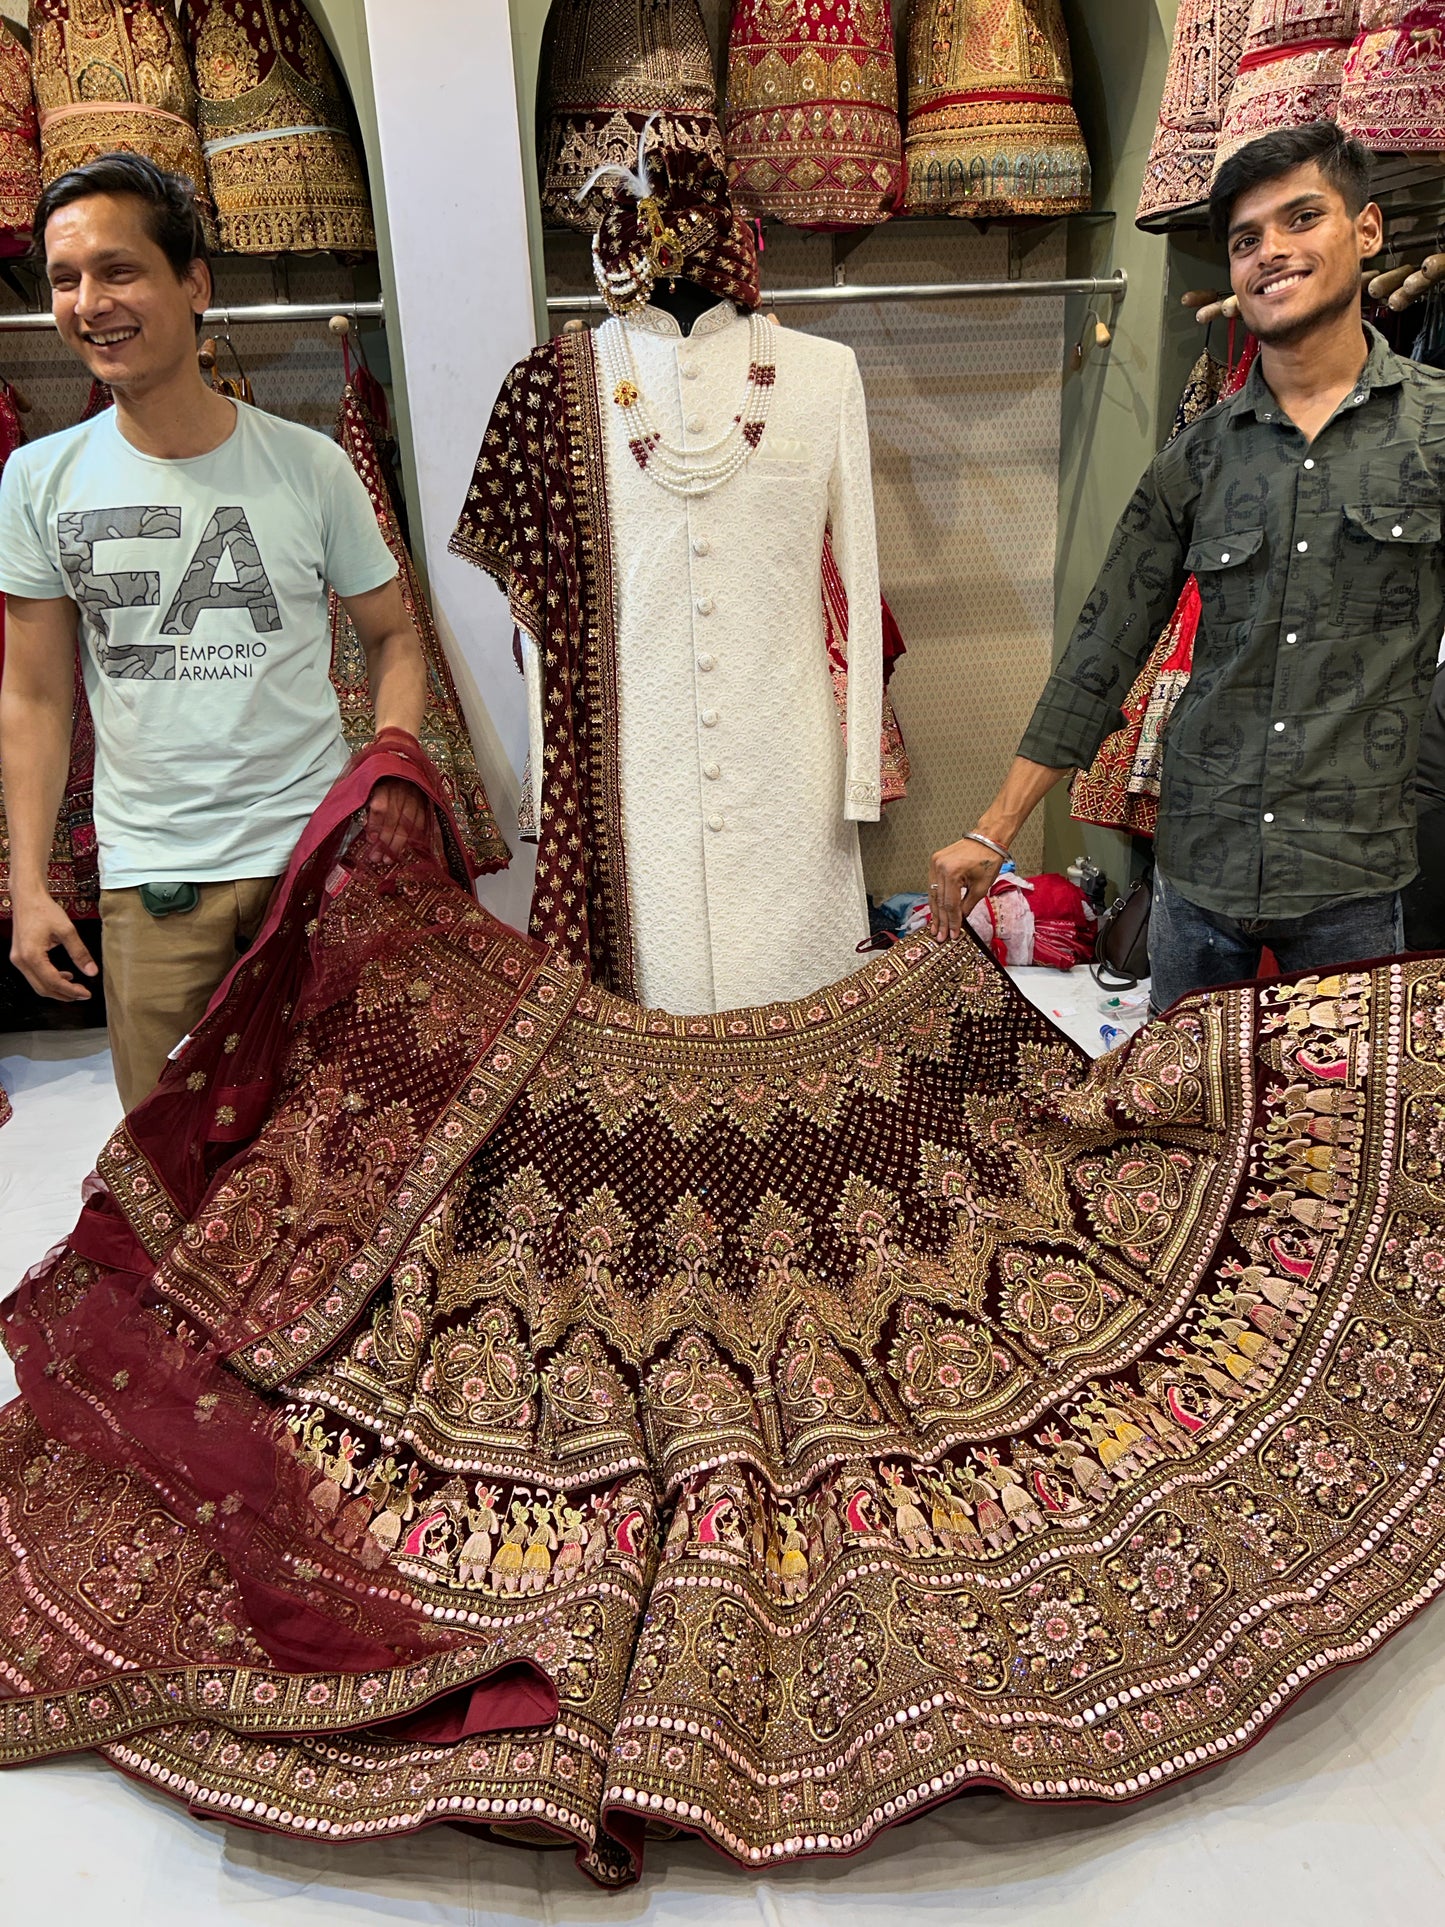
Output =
[{"x1": 3, "y1": 975, "x2": 1443, "y2": 1927}]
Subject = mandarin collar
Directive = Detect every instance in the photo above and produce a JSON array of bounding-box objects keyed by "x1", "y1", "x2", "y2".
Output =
[{"x1": 623, "y1": 298, "x2": 743, "y2": 342}]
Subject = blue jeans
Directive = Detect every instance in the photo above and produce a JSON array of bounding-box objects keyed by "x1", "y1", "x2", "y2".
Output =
[{"x1": 1149, "y1": 871, "x2": 1405, "y2": 1015}]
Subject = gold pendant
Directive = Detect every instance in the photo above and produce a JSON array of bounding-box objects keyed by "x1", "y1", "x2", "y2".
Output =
[{"x1": 613, "y1": 379, "x2": 639, "y2": 408}]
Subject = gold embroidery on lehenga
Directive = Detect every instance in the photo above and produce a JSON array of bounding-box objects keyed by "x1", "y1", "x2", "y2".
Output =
[
  {"x1": 6, "y1": 815, "x2": 1445, "y2": 1891},
  {"x1": 183, "y1": 0, "x2": 375, "y2": 254},
  {"x1": 31, "y1": 2, "x2": 215, "y2": 234}
]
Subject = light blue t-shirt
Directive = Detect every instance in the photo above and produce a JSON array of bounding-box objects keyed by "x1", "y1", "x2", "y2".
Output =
[{"x1": 0, "y1": 400, "x2": 397, "y2": 887}]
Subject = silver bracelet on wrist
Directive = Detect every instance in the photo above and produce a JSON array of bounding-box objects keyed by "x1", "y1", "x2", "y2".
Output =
[{"x1": 963, "y1": 830, "x2": 1010, "y2": 864}]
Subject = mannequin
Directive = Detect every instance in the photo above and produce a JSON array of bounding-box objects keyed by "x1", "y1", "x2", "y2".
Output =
[
  {"x1": 640, "y1": 277, "x2": 720, "y2": 336},
  {"x1": 453, "y1": 125, "x2": 884, "y2": 1013}
]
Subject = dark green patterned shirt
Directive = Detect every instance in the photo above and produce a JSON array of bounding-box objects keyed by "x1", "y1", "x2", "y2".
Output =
[{"x1": 1021, "y1": 327, "x2": 1445, "y2": 919}]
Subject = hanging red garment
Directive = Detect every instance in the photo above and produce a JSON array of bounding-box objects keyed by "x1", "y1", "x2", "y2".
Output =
[
  {"x1": 0, "y1": 16, "x2": 41, "y2": 258},
  {"x1": 328, "y1": 368, "x2": 509, "y2": 878},
  {"x1": 822, "y1": 533, "x2": 910, "y2": 804},
  {"x1": 1071, "y1": 337, "x2": 1258, "y2": 838},
  {"x1": 0, "y1": 378, "x2": 100, "y2": 926}
]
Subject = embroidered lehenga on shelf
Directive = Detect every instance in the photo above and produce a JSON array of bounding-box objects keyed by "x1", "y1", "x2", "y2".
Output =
[
  {"x1": 181, "y1": 0, "x2": 376, "y2": 255},
  {"x1": 0, "y1": 16, "x2": 40, "y2": 256},
  {"x1": 29, "y1": 1, "x2": 215, "y2": 235},
  {"x1": 2, "y1": 738, "x2": 1445, "y2": 1885}
]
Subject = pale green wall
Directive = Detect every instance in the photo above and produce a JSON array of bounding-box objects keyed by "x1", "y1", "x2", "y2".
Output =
[
  {"x1": 1052, "y1": 0, "x2": 1225, "y2": 887},
  {"x1": 510, "y1": 0, "x2": 553, "y2": 337}
]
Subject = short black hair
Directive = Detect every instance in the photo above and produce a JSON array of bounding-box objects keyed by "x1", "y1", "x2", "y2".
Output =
[
  {"x1": 31, "y1": 150, "x2": 210, "y2": 281},
  {"x1": 1209, "y1": 120, "x2": 1373, "y2": 243}
]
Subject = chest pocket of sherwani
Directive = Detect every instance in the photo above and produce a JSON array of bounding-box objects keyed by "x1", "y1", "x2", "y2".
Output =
[
  {"x1": 1336, "y1": 503, "x2": 1440, "y2": 628},
  {"x1": 1185, "y1": 525, "x2": 1263, "y2": 630}
]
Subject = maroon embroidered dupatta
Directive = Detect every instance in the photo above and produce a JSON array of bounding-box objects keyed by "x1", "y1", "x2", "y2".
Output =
[
  {"x1": 3, "y1": 725, "x2": 1445, "y2": 1882},
  {"x1": 450, "y1": 333, "x2": 637, "y2": 992}
]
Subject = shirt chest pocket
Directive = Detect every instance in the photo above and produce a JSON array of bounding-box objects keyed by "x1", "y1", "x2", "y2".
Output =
[
  {"x1": 1185, "y1": 525, "x2": 1263, "y2": 628},
  {"x1": 1336, "y1": 503, "x2": 1441, "y2": 626}
]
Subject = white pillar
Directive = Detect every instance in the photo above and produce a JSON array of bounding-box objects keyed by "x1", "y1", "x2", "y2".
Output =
[{"x1": 362, "y1": 0, "x2": 539, "y2": 926}]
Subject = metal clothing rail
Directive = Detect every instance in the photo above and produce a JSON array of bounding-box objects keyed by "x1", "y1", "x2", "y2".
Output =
[
  {"x1": 547, "y1": 272, "x2": 1128, "y2": 315},
  {"x1": 0, "y1": 298, "x2": 386, "y2": 332}
]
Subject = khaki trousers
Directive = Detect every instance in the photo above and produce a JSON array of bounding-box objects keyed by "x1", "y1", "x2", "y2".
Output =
[{"x1": 99, "y1": 876, "x2": 279, "y2": 1113}]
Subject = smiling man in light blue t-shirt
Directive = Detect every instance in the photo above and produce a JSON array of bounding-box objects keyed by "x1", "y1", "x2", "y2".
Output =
[{"x1": 0, "y1": 153, "x2": 428, "y2": 1111}]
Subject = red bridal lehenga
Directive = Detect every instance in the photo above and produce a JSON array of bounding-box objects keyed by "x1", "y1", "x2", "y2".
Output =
[{"x1": 2, "y1": 738, "x2": 1445, "y2": 1886}]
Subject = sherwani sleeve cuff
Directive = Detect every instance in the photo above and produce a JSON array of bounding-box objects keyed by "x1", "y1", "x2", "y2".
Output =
[{"x1": 519, "y1": 624, "x2": 545, "y2": 844}]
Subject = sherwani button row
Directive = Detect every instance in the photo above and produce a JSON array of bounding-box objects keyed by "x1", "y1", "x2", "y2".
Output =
[
  {"x1": 697, "y1": 653, "x2": 716, "y2": 672},
  {"x1": 707, "y1": 814, "x2": 724, "y2": 832},
  {"x1": 696, "y1": 596, "x2": 714, "y2": 615},
  {"x1": 703, "y1": 762, "x2": 721, "y2": 780},
  {"x1": 701, "y1": 709, "x2": 719, "y2": 727},
  {"x1": 692, "y1": 537, "x2": 710, "y2": 556}
]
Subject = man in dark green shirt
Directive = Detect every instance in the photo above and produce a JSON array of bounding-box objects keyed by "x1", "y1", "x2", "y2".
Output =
[{"x1": 930, "y1": 121, "x2": 1442, "y2": 1010}]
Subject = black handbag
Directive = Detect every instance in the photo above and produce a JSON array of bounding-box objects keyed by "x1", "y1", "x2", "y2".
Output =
[{"x1": 1092, "y1": 873, "x2": 1153, "y2": 990}]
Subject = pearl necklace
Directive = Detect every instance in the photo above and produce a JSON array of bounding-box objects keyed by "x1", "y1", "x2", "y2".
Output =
[{"x1": 597, "y1": 309, "x2": 776, "y2": 498}]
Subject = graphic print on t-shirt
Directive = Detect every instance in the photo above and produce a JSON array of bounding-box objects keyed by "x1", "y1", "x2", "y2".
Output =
[{"x1": 57, "y1": 503, "x2": 281, "y2": 681}]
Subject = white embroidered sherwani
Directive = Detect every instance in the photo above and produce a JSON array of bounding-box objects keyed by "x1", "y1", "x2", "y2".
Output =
[{"x1": 520, "y1": 301, "x2": 883, "y2": 1013}]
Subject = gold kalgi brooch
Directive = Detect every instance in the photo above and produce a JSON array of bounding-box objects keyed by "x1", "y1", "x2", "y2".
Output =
[{"x1": 613, "y1": 380, "x2": 639, "y2": 408}]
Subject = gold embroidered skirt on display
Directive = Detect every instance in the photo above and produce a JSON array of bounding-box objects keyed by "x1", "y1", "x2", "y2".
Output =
[
  {"x1": 1215, "y1": 1, "x2": 1362, "y2": 170},
  {"x1": 903, "y1": 0, "x2": 1091, "y2": 218},
  {"x1": 1339, "y1": 2, "x2": 1445, "y2": 152},
  {"x1": 184, "y1": 0, "x2": 375, "y2": 254},
  {"x1": 537, "y1": 0, "x2": 724, "y2": 232},
  {"x1": 29, "y1": 1, "x2": 214, "y2": 234},
  {"x1": 0, "y1": 18, "x2": 40, "y2": 253},
  {"x1": 3, "y1": 742, "x2": 1445, "y2": 1887},
  {"x1": 724, "y1": 0, "x2": 904, "y2": 230},
  {"x1": 1136, "y1": 0, "x2": 1252, "y2": 229}
]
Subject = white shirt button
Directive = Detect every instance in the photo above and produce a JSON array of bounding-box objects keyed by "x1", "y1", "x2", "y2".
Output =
[
  {"x1": 703, "y1": 762, "x2": 721, "y2": 780},
  {"x1": 1286, "y1": 631, "x2": 1298, "y2": 644},
  {"x1": 686, "y1": 415, "x2": 705, "y2": 434},
  {"x1": 1220, "y1": 551, "x2": 1231, "y2": 564},
  {"x1": 1263, "y1": 812, "x2": 1275, "y2": 824},
  {"x1": 707, "y1": 814, "x2": 724, "y2": 833},
  {"x1": 1297, "y1": 540, "x2": 1308, "y2": 553},
  {"x1": 697, "y1": 653, "x2": 716, "y2": 672},
  {"x1": 701, "y1": 708, "x2": 719, "y2": 726},
  {"x1": 1274, "y1": 721, "x2": 1285, "y2": 733},
  {"x1": 1303, "y1": 458, "x2": 1315, "y2": 470},
  {"x1": 692, "y1": 536, "x2": 710, "y2": 557},
  {"x1": 1393, "y1": 524, "x2": 1404, "y2": 538},
  {"x1": 695, "y1": 595, "x2": 714, "y2": 615}
]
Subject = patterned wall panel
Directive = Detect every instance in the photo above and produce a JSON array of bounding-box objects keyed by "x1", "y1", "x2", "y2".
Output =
[{"x1": 0, "y1": 256, "x2": 384, "y2": 444}]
